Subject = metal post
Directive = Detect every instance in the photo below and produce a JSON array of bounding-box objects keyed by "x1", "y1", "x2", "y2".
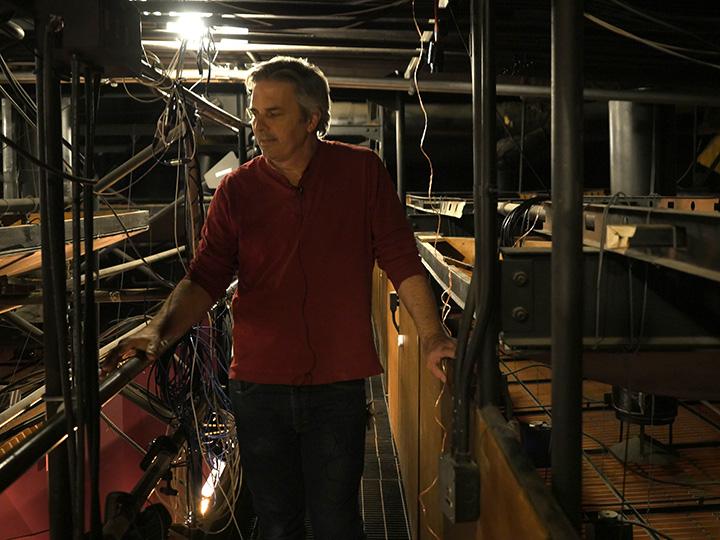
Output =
[
  {"x1": 608, "y1": 101, "x2": 653, "y2": 196},
  {"x1": 84, "y1": 68, "x2": 102, "y2": 539},
  {"x1": 37, "y1": 18, "x2": 74, "y2": 539},
  {"x1": 518, "y1": 99, "x2": 525, "y2": 193},
  {"x1": 550, "y1": 0, "x2": 584, "y2": 530},
  {"x1": 70, "y1": 54, "x2": 85, "y2": 540},
  {"x1": 2, "y1": 98, "x2": 19, "y2": 198},
  {"x1": 237, "y1": 90, "x2": 248, "y2": 163},
  {"x1": 479, "y1": 0, "x2": 500, "y2": 409},
  {"x1": 395, "y1": 93, "x2": 405, "y2": 204},
  {"x1": 61, "y1": 96, "x2": 73, "y2": 199}
]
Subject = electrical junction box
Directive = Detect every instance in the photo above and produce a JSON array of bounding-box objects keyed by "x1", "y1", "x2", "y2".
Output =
[{"x1": 439, "y1": 452, "x2": 480, "y2": 523}]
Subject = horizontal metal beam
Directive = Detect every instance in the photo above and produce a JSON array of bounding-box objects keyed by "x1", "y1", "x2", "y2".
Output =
[
  {"x1": 68, "y1": 246, "x2": 184, "y2": 287},
  {"x1": 0, "y1": 211, "x2": 149, "y2": 256},
  {"x1": 0, "y1": 198, "x2": 69, "y2": 213},
  {"x1": 541, "y1": 202, "x2": 720, "y2": 283},
  {"x1": 0, "y1": 289, "x2": 169, "y2": 309}
]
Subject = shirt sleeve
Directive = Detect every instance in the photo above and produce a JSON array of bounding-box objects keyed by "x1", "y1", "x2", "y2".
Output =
[
  {"x1": 185, "y1": 176, "x2": 239, "y2": 300},
  {"x1": 368, "y1": 152, "x2": 425, "y2": 289}
]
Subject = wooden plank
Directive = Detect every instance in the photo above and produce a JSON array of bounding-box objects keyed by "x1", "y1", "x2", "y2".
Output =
[
  {"x1": 385, "y1": 279, "x2": 400, "y2": 440},
  {"x1": 0, "y1": 230, "x2": 145, "y2": 277},
  {"x1": 445, "y1": 407, "x2": 577, "y2": 540},
  {"x1": 417, "y1": 341, "x2": 448, "y2": 540}
]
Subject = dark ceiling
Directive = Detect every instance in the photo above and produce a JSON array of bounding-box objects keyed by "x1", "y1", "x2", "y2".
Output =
[{"x1": 0, "y1": 0, "x2": 719, "y2": 89}]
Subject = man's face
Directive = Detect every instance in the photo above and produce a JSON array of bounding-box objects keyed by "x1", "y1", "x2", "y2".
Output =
[{"x1": 248, "y1": 79, "x2": 319, "y2": 164}]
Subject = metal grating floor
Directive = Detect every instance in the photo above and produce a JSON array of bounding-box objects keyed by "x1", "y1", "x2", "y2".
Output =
[
  {"x1": 359, "y1": 375, "x2": 412, "y2": 540},
  {"x1": 504, "y1": 358, "x2": 720, "y2": 540}
]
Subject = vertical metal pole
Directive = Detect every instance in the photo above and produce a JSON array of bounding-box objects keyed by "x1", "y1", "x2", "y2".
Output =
[
  {"x1": 185, "y1": 145, "x2": 202, "y2": 258},
  {"x1": 84, "y1": 68, "x2": 102, "y2": 539},
  {"x1": 608, "y1": 101, "x2": 653, "y2": 196},
  {"x1": 550, "y1": 0, "x2": 584, "y2": 530},
  {"x1": 61, "y1": 96, "x2": 73, "y2": 199},
  {"x1": 378, "y1": 105, "x2": 385, "y2": 160},
  {"x1": 2, "y1": 99, "x2": 19, "y2": 198},
  {"x1": 237, "y1": 91, "x2": 248, "y2": 164},
  {"x1": 70, "y1": 53, "x2": 85, "y2": 540},
  {"x1": 395, "y1": 93, "x2": 405, "y2": 205},
  {"x1": 37, "y1": 18, "x2": 74, "y2": 539},
  {"x1": 518, "y1": 99, "x2": 525, "y2": 193},
  {"x1": 477, "y1": 0, "x2": 499, "y2": 407}
]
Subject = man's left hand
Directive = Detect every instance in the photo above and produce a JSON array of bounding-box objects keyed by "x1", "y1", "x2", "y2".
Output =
[{"x1": 422, "y1": 333, "x2": 456, "y2": 383}]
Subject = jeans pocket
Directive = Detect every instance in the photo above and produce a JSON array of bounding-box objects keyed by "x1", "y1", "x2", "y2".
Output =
[{"x1": 229, "y1": 379, "x2": 262, "y2": 398}]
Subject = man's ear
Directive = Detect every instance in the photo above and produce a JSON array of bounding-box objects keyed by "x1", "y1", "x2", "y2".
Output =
[{"x1": 306, "y1": 110, "x2": 321, "y2": 133}]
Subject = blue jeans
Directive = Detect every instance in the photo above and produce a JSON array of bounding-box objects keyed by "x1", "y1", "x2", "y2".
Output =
[{"x1": 229, "y1": 379, "x2": 368, "y2": 540}]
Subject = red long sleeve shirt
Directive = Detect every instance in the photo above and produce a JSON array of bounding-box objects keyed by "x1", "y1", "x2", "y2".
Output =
[{"x1": 186, "y1": 140, "x2": 424, "y2": 385}]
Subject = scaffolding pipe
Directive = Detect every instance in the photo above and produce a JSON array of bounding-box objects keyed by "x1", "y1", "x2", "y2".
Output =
[
  {"x1": 2, "y1": 98, "x2": 19, "y2": 198},
  {"x1": 0, "y1": 353, "x2": 155, "y2": 494},
  {"x1": 550, "y1": 0, "x2": 585, "y2": 530},
  {"x1": 36, "y1": 19, "x2": 75, "y2": 539},
  {"x1": 324, "y1": 76, "x2": 720, "y2": 106},
  {"x1": 477, "y1": 0, "x2": 501, "y2": 409},
  {"x1": 67, "y1": 246, "x2": 184, "y2": 287},
  {"x1": 84, "y1": 67, "x2": 103, "y2": 539},
  {"x1": 70, "y1": 55, "x2": 86, "y2": 540}
]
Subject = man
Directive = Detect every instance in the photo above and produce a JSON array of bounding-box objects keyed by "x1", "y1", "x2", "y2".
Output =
[{"x1": 110, "y1": 57, "x2": 455, "y2": 539}]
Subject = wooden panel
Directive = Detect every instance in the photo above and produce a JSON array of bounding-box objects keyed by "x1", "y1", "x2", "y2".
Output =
[
  {"x1": 0, "y1": 230, "x2": 145, "y2": 277},
  {"x1": 372, "y1": 265, "x2": 389, "y2": 373},
  {"x1": 386, "y1": 280, "x2": 400, "y2": 439},
  {"x1": 446, "y1": 407, "x2": 577, "y2": 540},
  {"x1": 397, "y1": 302, "x2": 420, "y2": 539},
  {"x1": 417, "y1": 344, "x2": 448, "y2": 540}
]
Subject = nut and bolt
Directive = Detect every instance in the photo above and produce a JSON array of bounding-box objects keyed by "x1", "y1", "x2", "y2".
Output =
[
  {"x1": 512, "y1": 271, "x2": 528, "y2": 286},
  {"x1": 511, "y1": 306, "x2": 529, "y2": 322}
]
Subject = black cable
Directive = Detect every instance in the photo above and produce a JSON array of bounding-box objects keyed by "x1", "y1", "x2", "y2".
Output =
[
  {"x1": 0, "y1": 133, "x2": 94, "y2": 185},
  {"x1": 603, "y1": 0, "x2": 720, "y2": 53},
  {"x1": 619, "y1": 520, "x2": 675, "y2": 540},
  {"x1": 499, "y1": 196, "x2": 548, "y2": 247}
]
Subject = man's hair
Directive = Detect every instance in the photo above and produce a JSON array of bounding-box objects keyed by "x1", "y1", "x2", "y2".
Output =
[{"x1": 246, "y1": 56, "x2": 331, "y2": 138}]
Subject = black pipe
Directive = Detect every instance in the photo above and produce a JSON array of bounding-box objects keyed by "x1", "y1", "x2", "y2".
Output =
[
  {"x1": 120, "y1": 383, "x2": 174, "y2": 423},
  {"x1": 550, "y1": 0, "x2": 584, "y2": 530},
  {"x1": 450, "y1": 0, "x2": 498, "y2": 456},
  {"x1": 102, "y1": 429, "x2": 185, "y2": 540},
  {"x1": 37, "y1": 18, "x2": 74, "y2": 539},
  {"x1": 93, "y1": 143, "x2": 159, "y2": 194},
  {"x1": 0, "y1": 354, "x2": 154, "y2": 494},
  {"x1": 70, "y1": 53, "x2": 86, "y2": 540},
  {"x1": 477, "y1": 0, "x2": 500, "y2": 409},
  {"x1": 109, "y1": 248, "x2": 175, "y2": 288},
  {"x1": 85, "y1": 68, "x2": 102, "y2": 539},
  {"x1": 395, "y1": 93, "x2": 405, "y2": 204},
  {"x1": 451, "y1": 271, "x2": 477, "y2": 454},
  {"x1": 0, "y1": 197, "x2": 70, "y2": 213}
]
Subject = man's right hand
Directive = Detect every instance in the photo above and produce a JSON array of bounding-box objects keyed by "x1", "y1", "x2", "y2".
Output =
[{"x1": 101, "y1": 326, "x2": 170, "y2": 376}]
